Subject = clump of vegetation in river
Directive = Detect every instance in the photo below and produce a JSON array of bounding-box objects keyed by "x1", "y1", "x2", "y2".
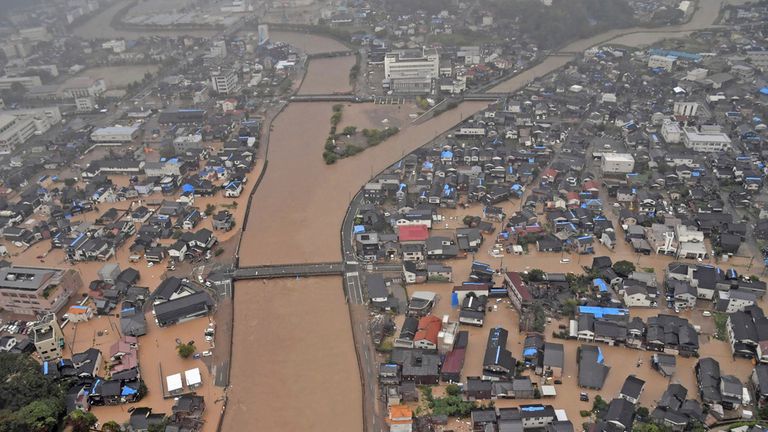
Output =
[{"x1": 322, "y1": 104, "x2": 400, "y2": 164}]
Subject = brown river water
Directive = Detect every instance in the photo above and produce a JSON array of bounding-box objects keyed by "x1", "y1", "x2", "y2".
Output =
[{"x1": 221, "y1": 1, "x2": 753, "y2": 429}]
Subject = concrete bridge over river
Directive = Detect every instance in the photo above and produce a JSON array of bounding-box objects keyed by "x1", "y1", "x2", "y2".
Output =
[{"x1": 232, "y1": 262, "x2": 344, "y2": 279}]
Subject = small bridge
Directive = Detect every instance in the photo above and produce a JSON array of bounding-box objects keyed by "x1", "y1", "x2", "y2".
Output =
[
  {"x1": 464, "y1": 93, "x2": 508, "y2": 101},
  {"x1": 233, "y1": 262, "x2": 344, "y2": 279},
  {"x1": 289, "y1": 95, "x2": 373, "y2": 103},
  {"x1": 307, "y1": 50, "x2": 355, "y2": 59}
]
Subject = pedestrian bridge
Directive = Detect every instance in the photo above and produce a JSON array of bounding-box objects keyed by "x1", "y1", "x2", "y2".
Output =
[{"x1": 233, "y1": 262, "x2": 344, "y2": 279}]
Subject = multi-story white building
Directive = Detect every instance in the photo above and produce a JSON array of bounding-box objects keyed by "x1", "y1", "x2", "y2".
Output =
[
  {"x1": 61, "y1": 77, "x2": 106, "y2": 99},
  {"x1": 601, "y1": 153, "x2": 635, "y2": 174},
  {"x1": 384, "y1": 49, "x2": 439, "y2": 94},
  {"x1": 0, "y1": 107, "x2": 61, "y2": 154},
  {"x1": 210, "y1": 40, "x2": 228, "y2": 58},
  {"x1": 210, "y1": 68, "x2": 238, "y2": 95},
  {"x1": 682, "y1": 126, "x2": 731, "y2": 152},
  {"x1": 661, "y1": 122, "x2": 683, "y2": 143},
  {"x1": 674, "y1": 101, "x2": 699, "y2": 117},
  {"x1": 32, "y1": 314, "x2": 65, "y2": 361},
  {"x1": 0, "y1": 75, "x2": 42, "y2": 90}
]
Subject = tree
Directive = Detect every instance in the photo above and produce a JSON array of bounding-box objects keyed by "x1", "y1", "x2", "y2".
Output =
[
  {"x1": 177, "y1": 342, "x2": 195, "y2": 358},
  {"x1": 636, "y1": 406, "x2": 650, "y2": 420},
  {"x1": 101, "y1": 421, "x2": 122, "y2": 432},
  {"x1": 613, "y1": 260, "x2": 636, "y2": 277},
  {"x1": 67, "y1": 410, "x2": 98, "y2": 432},
  {"x1": 527, "y1": 269, "x2": 545, "y2": 282},
  {"x1": 592, "y1": 395, "x2": 608, "y2": 414},
  {"x1": 64, "y1": 178, "x2": 77, "y2": 187},
  {"x1": 342, "y1": 126, "x2": 357, "y2": 136},
  {"x1": 204, "y1": 204, "x2": 216, "y2": 216},
  {"x1": 562, "y1": 298, "x2": 578, "y2": 318},
  {"x1": 445, "y1": 384, "x2": 461, "y2": 396}
]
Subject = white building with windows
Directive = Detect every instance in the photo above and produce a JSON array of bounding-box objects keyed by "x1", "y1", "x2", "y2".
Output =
[
  {"x1": 661, "y1": 122, "x2": 682, "y2": 143},
  {"x1": 674, "y1": 101, "x2": 698, "y2": 117},
  {"x1": 384, "y1": 49, "x2": 439, "y2": 94},
  {"x1": 0, "y1": 107, "x2": 61, "y2": 154},
  {"x1": 682, "y1": 126, "x2": 731, "y2": 152},
  {"x1": 601, "y1": 153, "x2": 635, "y2": 174},
  {"x1": 210, "y1": 68, "x2": 238, "y2": 95}
]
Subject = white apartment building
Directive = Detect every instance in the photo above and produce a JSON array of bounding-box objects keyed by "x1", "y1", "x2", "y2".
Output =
[
  {"x1": 674, "y1": 101, "x2": 699, "y2": 117},
  {"x1": 0, "y1": 107, "x2": 61, "y2": 154},
  {"x1": 682, "y1": 126, "x2": 731, "y2": 152},
  {"x1": 661, "y1": 122, "x2": 682, "y2": 143},
  {"x1": 211, "y1": 68, "x2": 238, "y2": 95},
  {"x1": 601, "y1": 153, "x2": 635, "y2": 174}
]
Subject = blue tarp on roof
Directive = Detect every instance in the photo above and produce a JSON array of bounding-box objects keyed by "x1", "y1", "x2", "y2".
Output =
[
  {"x1": 521, "y1": 406, "x2": 545, "y2": 412},
  {"x1": 760, "y1": 87, "x2": 768, "y2": 95},
  {"x1": 578, "y1": 306, "x2": 627, "y2": 318},
  {"x1": 181, "y1": 184, "x2": 195, "y2": 193},
  {"x1": 523, "y1": 348, "x2": 538, "y2": 356},
  {"x1": 597, "y1": 347, "x2": 605, "y2": 363},
  {"x1": 592, "y1": 278, "x2": 609, "y2": 293},
  {"x1": 353, "y1": 225, "x2": 365, "y2": 234},
  {"x1": 451, "y1": 292, "x2": 459, "y2": 307},
  {"x1": 121, "y1": 386, "x2": 138, "y2": 396}
]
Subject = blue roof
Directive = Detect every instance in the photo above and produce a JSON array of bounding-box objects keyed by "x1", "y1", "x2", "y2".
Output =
[
  {"x1": 592, "y1": 278, "x2": 609, "y2": 293},
  {"x1": 523, "y1": 348, "x2": 538, "y2": 356},
  {"x1": 578, "y1": 306, "x2": 628, "y2": 318}
]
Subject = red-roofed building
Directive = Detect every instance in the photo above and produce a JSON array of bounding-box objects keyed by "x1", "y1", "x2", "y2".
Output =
[
  {"x1": 440, "y1": 348, "x2": 466, "y2": 382},
  {"x1": 504, "y1": 272, "x2": 532, "y2": 311},
  {"x1": 541, "y1": 168, "x2": 559, "y2": 183},
  {"x1": 398, "y1": 225, "x2": 429, "y2": 244},
  {"x1": 414, "y1": 315, "x2": 441, "y2": 350}
]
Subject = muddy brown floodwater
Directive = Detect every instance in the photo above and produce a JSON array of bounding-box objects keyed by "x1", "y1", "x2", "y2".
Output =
[
  {"x1": 298, "y1": 56, "x2": 357, "y2": 95},
  {"x1": 226, "y1": 4, "x2": 756, "y2": 427}
]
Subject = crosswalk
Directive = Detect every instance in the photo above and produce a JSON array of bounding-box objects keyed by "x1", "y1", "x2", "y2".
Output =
[{"x1": 345, "y1": 271, "x2": 364, "y2": 304}]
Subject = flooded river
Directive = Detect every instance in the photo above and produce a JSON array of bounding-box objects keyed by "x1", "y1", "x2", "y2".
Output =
[{"x1": 225, "y1": 0, "x2": 750, "y2": 428}]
